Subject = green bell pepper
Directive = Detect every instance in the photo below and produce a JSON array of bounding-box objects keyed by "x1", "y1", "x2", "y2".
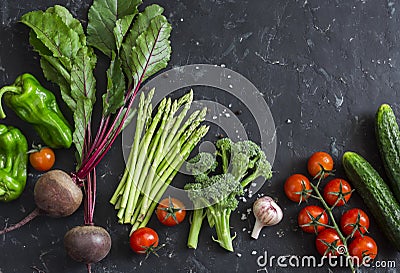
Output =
[
  {"x1": 0, "y1": 73, "x2": 72, "y2": 149},
  {"x1": 0, "y1": 124, "x2": 28, "y2": 202}
]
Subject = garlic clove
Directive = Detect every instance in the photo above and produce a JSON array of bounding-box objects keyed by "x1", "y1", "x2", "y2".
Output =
[{"x1": 251, "y1": 196, "x2": 283, "y2": 239}]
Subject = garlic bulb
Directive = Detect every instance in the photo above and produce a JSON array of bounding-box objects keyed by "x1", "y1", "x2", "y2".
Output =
[{"x1": 251, "y1": 196, "x2": 283, "y2": 239}]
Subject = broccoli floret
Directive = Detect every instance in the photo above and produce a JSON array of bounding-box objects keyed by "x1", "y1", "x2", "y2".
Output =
[
  {"x1": 228, "y1": 140, "x2": 272, "y2": 186},
  {"x1": 240, "y1": 151, "x2": 272, "y2": 188},
  {"x1": 186, "y1": 173, "x2": 240, "y2": 207},
  {"x1": 230, "y1": 152, "x2": 250, "y2": 181},
  {"x1": 215, "y1": 138, "x2": 233, "y2": 173},
  {"x1": 186, "y1": 152, "x2": 217, "y2": 182},
  {"x1": 185, "y1": 138, "x2": 273, "y2": 252},
  {"x1": 232, "y1": 140, "x2": 262, "y2": 169},
  {"x1": 185, "y1": 173, "x2": 241, "y2": 251}
]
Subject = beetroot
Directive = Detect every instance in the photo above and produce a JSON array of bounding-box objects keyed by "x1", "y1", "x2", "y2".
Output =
[
  {"x1": 64, "y1": 225, "x2": 111, "y2": 264},
  {"x1": 35, "y1": 170, "x2": 83, "y2": 217},
  {"x1": 0, "y1": 170, "x2": 82, "y2": 235}
]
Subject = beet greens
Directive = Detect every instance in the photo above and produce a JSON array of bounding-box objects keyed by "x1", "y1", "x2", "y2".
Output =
[
  {"x1": 21, "y1": 0, "x2": 171, "y2": 224},
  {"x1": 17, "y1": 0, "x2": 172, "y2": 271}
]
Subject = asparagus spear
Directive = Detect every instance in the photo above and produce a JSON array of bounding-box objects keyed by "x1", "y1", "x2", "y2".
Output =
[
  {"x1": 110, "y1": 90, "x2": 209, "y2": 231},
  {"x1": 122, "y1": 98, "x2": 167, "y2": 221},
  {"x1": 132, "y1": 125, "x2": 210, "y2": 230},
  {"x1": 138, "y1": 125, "x2": 209, "y2": 222},
  {"x1": 109, "y1": 90, "x2": 151, "y2": 206}
]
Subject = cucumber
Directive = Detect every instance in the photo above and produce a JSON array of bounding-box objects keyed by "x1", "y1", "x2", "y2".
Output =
[
  {"x1": 342, "y1": 151, "x2": 400, "y2": 251},
  {"x1": 376, "y1": 104, "x2": 400, "y2": 202}
]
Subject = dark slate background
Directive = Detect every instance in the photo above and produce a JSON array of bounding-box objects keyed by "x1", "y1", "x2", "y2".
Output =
[{"x1": 1, "y1": 0, "x2": 400, "y2": 272}]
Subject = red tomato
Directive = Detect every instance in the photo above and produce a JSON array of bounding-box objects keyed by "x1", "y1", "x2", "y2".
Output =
[
  {"x1": 129, "y1": 227, "x2": 159, "y2": 254},
  {"x1": 284, "y1": 174, "x2": 312, "y2": 203},
  {"x1": 323, "y1": 178, "x2": 353, "y2": 207},
  {"x1": 315, "y1": 228, "x2": 344, "y2": 256},
  {"x1": 349, "y1": 236, "x2": 377, "y2": 264},
  {"x1": 340, "y1": 208, "x2": 370, "y2": 238},
  {"x1": 307, "y1": 152, "x2": 334, "y2": 178},
  {"x1": 298, "y1": 205, "x2": 329, "y2": 234},
  {"x1": 156, "y1": 197, "x2": 186, "y2": 226},
  {"x1": 29, "y1": 146, "x2": 55, "y2": 171}
]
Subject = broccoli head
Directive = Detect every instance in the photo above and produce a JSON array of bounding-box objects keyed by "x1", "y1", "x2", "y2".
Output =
[
  {"x1": 240, "y1": 150, "x2": 272, "y2": 188},
  {"x1": 215, "y1": 138, "x2": 233, "y2": 173},
  {"x1": 186, "y1": 152, "x2": 217, "y2": 180},
  {"x1": 185, "y1": 138, "x2": 273, "y2": 252},
  {"x1": 230, "y1": 152, "x2": 249, "y2": 181},
  {"x1": 232, "y1": 140, "x2": 263, "y2": 169},
  {"x1": 185, "y1": 173, "x2": 241, "y2": 208}
]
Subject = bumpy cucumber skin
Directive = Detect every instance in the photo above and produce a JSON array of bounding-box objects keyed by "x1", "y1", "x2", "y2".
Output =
[
  {"x1": 342, "y1": 151, "x2": 400, "y2": 251},
  {"x1": 376, "y1": 104, "x2": 400, "y2": 203}
]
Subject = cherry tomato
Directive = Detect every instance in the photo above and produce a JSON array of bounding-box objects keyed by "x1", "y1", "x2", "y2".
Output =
[
  {"x1": 340, "y1": 208, "x2": 370, "y2": 238},
  {"x1": 323, "y1": 178, "x2": 353, "y2": 207},
  {"x1": 129, "y1": 227, "x2": 159, "y2": 254},
  {"x1": 29, "y1": 146, "x2": 55, "y2": 171},
  {"x1": 156, "y1": 197, "x2": 186, "y2": 226},
  {"x1": 298, "y1": 205, "x2": 329, "y2": 234},
  {"x1": 315, "y1": 228, "x2": 344, "y2": 256},
  {"x1": 284, "y1": 174, "x2": 312, "y2": 203},
  {"x1": 349, "y1": 236, "x2": 377, "y2": 264},
  {"x1": 307, "y1": 152, "x2": 334, "y2": 178}
]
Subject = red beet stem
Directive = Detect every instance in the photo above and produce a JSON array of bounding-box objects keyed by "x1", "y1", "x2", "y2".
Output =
[
  {"x1": 0, "y1": 207, "x2": 41, "y2": 235},
  {"x1": 87, "y1": 263, "x2": 92, "y2": 273}
]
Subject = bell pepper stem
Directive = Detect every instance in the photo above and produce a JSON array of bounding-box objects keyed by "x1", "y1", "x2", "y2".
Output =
[{"x1": 0, "y1": 86, "x2": 21, "y2": 119}]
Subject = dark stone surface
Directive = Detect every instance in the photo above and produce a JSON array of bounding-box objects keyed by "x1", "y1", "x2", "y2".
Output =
[{"x1": 0, "y1": 0, "x2": 400, "y2": 272}]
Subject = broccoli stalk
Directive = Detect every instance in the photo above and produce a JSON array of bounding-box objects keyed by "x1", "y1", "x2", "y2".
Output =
[
  {"x1": 215, "y1": 138, "x2": 232, "y2": 174},
  {"x1": 187, "y1": 207, "x2": 204, "y2": 249},
  {"x1": 185, "y1": 152, "x2": 217, "y2": 249},
  {"x1": 185, "y1": 173, "x2": 241, "y2": 251},
  {"x1": 185, "y1": 139, "x2": 272, "y2": 252}
]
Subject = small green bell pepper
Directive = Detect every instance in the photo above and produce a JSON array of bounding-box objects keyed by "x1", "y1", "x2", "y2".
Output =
[
  {"x1": 0, "y1": 124, "x2": 28, "y2": 202},
  {"x1": 0, "y1": 73, "x2": 72, "y2": 148}
]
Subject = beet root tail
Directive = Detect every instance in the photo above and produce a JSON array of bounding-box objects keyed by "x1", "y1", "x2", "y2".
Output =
[
  {"x1": 0, "y1": 207, "x2": 41, "y2": 235},
  {"x1": 86, "y1": 263, "x2": 92, "y2": 273}
]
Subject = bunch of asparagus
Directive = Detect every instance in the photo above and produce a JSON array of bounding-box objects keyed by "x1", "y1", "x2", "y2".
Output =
[{"x1": 110, "y1": 89, "x2": 208, "y2": 233}]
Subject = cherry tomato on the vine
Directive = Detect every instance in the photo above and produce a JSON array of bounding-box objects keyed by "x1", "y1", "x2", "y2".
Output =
[
  {"x1": 340, "y1": 208, "x2": 370, "y2": 238},
  {"x1": 29, "y1": 146, "x2": 55, "y2": 171},
  {"x1": 323, "y1": 178, "x2": 353, "y2": 207},
  {"x1": 156, "y1": 197, "x2": 186, "y2": 226},
  {"x1": 348, "y1": 235, "x2": 377, "y2": 264},
  {"x1": 315, "y1": 228, "x2": 344, "y2": 256},
  {"x1": 298, "y1": 205, "x2": 329, "y2": 234},
  {"x1": 284, "y1": 174, "x2": 312, "y2": 203},
  {"x1": 307, "y1": 152, "x2": 334, "y2": 178},
  {"x1": 129, "y1": 227, "x2": 159, "y2": 254}
]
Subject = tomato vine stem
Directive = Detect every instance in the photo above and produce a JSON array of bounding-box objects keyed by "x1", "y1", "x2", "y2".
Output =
[{"x1": 310, "y1": 176, "x2": 356, "y2": 273}]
